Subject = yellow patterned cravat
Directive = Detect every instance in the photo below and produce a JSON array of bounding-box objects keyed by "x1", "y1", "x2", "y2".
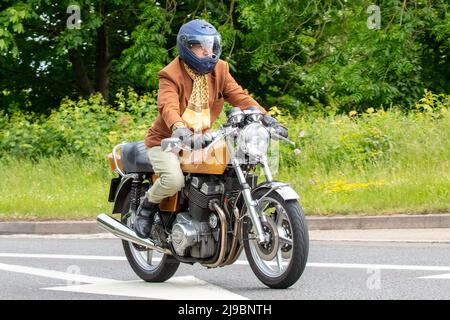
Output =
[{"x1": 182, "y1": 63, "x2": 211, "y2": 133}]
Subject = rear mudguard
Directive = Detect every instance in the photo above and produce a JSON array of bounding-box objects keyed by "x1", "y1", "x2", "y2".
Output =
[{"x1": 111, "y1": 175, "x2": 134, "y2": 214}]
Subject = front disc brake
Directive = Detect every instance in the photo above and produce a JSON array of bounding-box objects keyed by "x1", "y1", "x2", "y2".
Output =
[{"x1": 255, "y1": 218, "x2": 279, "y2": 261}]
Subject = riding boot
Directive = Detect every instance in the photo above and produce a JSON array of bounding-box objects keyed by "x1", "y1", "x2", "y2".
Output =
[{"x1": 133, "y1": 197, "x2": 159, "y2": 239}]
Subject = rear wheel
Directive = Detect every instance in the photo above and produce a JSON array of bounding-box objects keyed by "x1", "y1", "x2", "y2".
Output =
[
  {"x1": 121, "y1": 193, "x2": 179, "y2": 282},
  {"x1": 243, "y1": 190, "x2": 309, "y2": 289}
]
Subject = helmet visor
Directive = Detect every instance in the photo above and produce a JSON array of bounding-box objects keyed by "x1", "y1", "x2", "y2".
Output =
[{"x1": 185, "y1": 35, "x2": 221, "y2": 59}]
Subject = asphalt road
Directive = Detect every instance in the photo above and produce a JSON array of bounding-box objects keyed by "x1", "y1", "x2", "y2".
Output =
[{"x1": 0, "y1": 234, "x2": 449, "y2": 300}]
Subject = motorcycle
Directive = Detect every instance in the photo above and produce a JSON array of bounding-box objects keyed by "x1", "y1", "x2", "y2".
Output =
[{"x1": 97, "y1": 106, "x2": 309, "y2": 289}]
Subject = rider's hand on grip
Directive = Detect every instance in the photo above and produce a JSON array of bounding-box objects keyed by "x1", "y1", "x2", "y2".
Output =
[
  {"x1": 186, "y1": 133, "x2": 213, "y2": 150},
  {"x1": 262, "y1": 114, "x2": 288, "y2": 139},
  {"x1": 274, "y1": 124, "x2": 288, "y2": 139},
  {"x1": 171, "y1": 127, "x2": 213, "y2": 150},
  {"x1": 172, "y1": 127, "x2": 193, "y2": 142}
]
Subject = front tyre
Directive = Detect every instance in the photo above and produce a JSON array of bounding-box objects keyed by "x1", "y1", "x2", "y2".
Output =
[
  {"x1": 121, "y1": 193, "x2": 180, "y2": 282},
  {"x1": 243, "y1": 190, "x2": 309, "y2": 289}
]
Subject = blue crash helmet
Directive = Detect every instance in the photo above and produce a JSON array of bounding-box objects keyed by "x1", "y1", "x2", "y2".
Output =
[{"x1": 177, "y1": 19, "x2": 222, "y2": 75}]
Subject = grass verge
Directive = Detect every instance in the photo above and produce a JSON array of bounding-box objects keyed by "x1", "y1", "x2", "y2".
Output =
[{"x1": 0, "y1": 109, "x2": 449, "y2": 220}]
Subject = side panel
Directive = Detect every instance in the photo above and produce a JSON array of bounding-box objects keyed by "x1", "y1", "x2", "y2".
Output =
[
  {"x1": 151, "y1": 174, "x2": 179, "y2": 212},
  {"x1": 112, "y1": 174, "x2": 180, "y2": 214}
]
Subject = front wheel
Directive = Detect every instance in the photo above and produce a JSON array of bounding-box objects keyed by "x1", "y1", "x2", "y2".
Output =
[{"x1": 243, "y1": 190, "x2": 309, "y2": 289}]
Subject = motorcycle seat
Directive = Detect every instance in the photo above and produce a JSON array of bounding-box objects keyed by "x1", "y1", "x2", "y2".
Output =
[{"x1": 120, "y1": 140, "x2": 154, "y2": 174}]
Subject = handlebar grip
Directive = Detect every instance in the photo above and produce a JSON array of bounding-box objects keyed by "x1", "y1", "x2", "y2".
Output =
[{"x1": 268, "y1": 128, "x2": 296, "y2": 146}]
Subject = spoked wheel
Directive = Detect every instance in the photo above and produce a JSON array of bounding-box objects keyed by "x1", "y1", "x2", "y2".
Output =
[
  {"x1": 121, "y1": 193, "x2": 179, "y2": 282},
  {"x1": 243, "y1": 190, "x2": 309, "y2": 289}
]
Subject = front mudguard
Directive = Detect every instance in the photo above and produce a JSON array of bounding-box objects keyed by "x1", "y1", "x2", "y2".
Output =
[
  {"x1": 235, "y1": 181, "x2": 300, "y2": 213},
  {"x1": 252, "y1": 181, "x2": 300, "y2": 201}
]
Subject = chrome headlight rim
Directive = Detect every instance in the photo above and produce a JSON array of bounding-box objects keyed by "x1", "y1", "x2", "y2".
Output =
[{"x1": 238, "y1": 122, "x2": 270, "y2": 157}]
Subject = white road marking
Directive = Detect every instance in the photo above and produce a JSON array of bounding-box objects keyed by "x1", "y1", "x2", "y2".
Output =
[
  {"x1": 308, "y1": 229, "x2": 450, "y2": 243},
  {"x1": 233, "y1": 260, "x2": 450, "y2": 272},
  {"x1": 311, "y1": 239, "x2": 450, "y2": 243},
  {"x1": 0, "y1": 253, "x2": 449, "y2": 299},
  {"x1": 0, "y1": 253, "x2": 127, "y2": 261},
  {"x1": 304, "y1": 262, "x2": 450, "y2": 272},
  {"x1": 44, "y1": 276, "x2": 249, "y2": 300},
  {"x1": 2, "y1": 253, "x2": 450, "y2": 272},
  {"x1": 0, "y1": 234, "x2": 115, "y2": 239},
  {"x1": 418, "y1": 273, "x2": 450, "y2": 279},
  {"x1": 0, "y1": 261, "x2": 248, "y2": 300},
  {"x1": 0, "y1": 262, "x2": 116, "y2": 284}
]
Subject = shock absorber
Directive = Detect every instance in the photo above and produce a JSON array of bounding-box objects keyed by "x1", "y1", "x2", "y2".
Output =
[{"x1": 130, "y1": 174, "x2": 142, "y2": 212}]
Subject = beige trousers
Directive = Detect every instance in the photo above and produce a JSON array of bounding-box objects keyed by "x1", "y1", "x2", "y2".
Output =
[{"x1": 145, "y1": 146, "x2": 185, "y2": 203}]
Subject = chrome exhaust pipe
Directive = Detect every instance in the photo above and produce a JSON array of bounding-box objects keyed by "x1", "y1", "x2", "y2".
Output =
[{"x1": 96, "y1": 213, "x2": 172, "y2": 255}]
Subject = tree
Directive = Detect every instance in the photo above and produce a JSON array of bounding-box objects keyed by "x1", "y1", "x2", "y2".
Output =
[
  {"x1": 1, "y1": 0, "x2": 449, "y2": 114},
  {"x1": 0, "y1": 0, "x2": 170, "y2": 112},
  {"x1": 234, "y1": 0, "x2": 450, "y2": 113}
]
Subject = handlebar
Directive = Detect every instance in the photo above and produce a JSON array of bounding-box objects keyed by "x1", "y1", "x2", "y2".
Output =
[
  {"x1": 266, "y1": 127, "x2": 296, "y2": 146},
  {"x1": 161, "y1": 126, "x2": 238, "y2": 153},
  {"x1": 161, "y1": 124, "x2": 295, "y2": 153}
]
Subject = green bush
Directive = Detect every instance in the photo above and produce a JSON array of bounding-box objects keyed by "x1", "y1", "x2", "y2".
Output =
[
  {"x1": 0, "y1": 88, "x2": 158, "y2": 160},
  {"x1": 1, "y1": 88, "x2": 449, "y2": 172},
  {"x1": 1, "y1": 90, "x2": 449, "y2": 218},
  {"x1": 275, "y1": 91, "x2": 450, "y2": 173}
]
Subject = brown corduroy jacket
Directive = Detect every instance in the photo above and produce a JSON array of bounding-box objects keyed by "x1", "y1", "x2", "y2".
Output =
[{"x1": 144, "y1": 57, "x2": 266, "y2": 148}]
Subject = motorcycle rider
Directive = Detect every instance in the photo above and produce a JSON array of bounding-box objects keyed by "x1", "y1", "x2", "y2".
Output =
[{"x1": 134, "y1": 19, "x2": 288, "y2": 239}]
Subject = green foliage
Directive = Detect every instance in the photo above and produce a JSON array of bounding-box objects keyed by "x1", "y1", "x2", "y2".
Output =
[
  {"x1": 414, "y1": 89, "x2": 450, "y2": 115},
  {"x1": 270, "y1": 96, "x2": 450, "y2": 214},
  {"x1": 0, "y1": 154, "x2": 112, "y2": 220},
  {"x1": 1, "y1": 98, "x2": 449, "y2": 219},
  {"x1": 0, "y1": 1, "x2": 35, "y2": 57},
  {"x1": 0, "y1": 88, "x2": 158, "y2": 159},
  {"x1": 1, "y1": 0, "x2": 450, "y2": 115},
  {"x1": 0, "y1": 0, "x2": 171, "y2": 112},
  {"x1": 275, "y1": 90, "x2": 450, "y2": 173},
  {"x1": 235, "y1": 0, "x2": 450, "y2": 113},
  {"x1": 116, "y1": 2, "x2": 171, "y2": 89}
]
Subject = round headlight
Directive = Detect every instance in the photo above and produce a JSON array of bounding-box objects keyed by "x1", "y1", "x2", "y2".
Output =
[{"x1": 238, "y1": 122, "x2": 269, "y2": 157}]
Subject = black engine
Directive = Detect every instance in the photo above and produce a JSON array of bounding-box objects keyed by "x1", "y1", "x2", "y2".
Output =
[
  {"x1": 186, "y1": 175, "x2": 224, "y2": 219},
  {"x1": 169, "y1": 173, "x2": 257, "y2": 259},
  {"x1": 169, "y1": 176, "x2": 223, "y2": 258}
]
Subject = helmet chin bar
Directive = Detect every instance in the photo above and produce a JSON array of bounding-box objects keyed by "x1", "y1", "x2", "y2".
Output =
[{"x1": 182, "y1": 55, "x2": 218, "y2": 75}]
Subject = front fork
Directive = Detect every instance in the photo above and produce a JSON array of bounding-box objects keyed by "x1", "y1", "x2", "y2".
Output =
[{"x1": 231, "y1": 156, "x2": 271, "y2": 244}]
